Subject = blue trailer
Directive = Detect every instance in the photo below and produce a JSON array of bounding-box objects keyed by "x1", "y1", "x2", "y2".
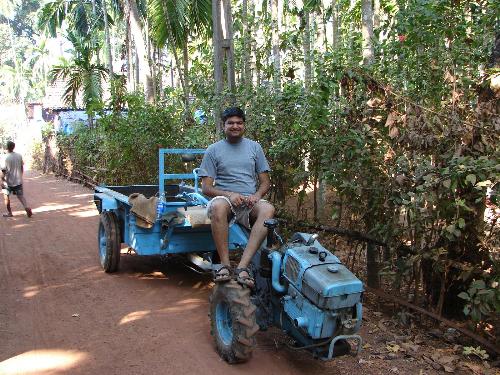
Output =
[
  {"x1": 94, "y1": 148, "x2": 247, "y2": 272},
  {"x1": 94, "y1": 148, "x2": 364, "y2": 363}
]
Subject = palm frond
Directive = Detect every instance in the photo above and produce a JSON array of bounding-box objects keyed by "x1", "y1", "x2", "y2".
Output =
[
  {"x1": 49, "y1": 64, "x2": 72, "y2": 84},
  {"x1": 148, "y1": 0, "x2": 190, "y2": 49},
  {"x1": 72, "y1": 1, "x2": 92, "y2": 35},
  {"x1": 37, "y1": 0, "x2": 68, "y2": 37},
  {"x1": 189, "y1": 0, "x2": 211, "y2": 36},
  {"x1": 63, "y1": 69, "x2": 84, "y2": 107}
]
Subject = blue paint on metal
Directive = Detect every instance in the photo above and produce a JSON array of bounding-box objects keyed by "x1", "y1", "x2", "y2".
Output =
[
  {"x1": 192, "y1": 168, "x2": 201, "y2": 194},
  {"x1": 319, "y1": 266, "x2": 364, "y2": 298},
  {"x1": 216, "y1": 301, "x2": 233, "y2": 345},
  {"x1": 158, "y1": 148, "x2": 205, "y2": 196},
  {"x1": 269, "y1": 251, "x2": 286, "y2": 293},
  {"x1": 94, "y1": 148, "x2": 248, "y2": 258},
  {"x1": 228, "y1": 224, "x2": 248, "y2": 249},
  {"x1": 282, "y1": 286, "x2": 338, "y2": 339},
  {"x1": 354, "y1": 302, "x2": 363, "y2": 332},
  {"x1": 282, "y1": 245, "x2": 363, "y2": 297},
  {"x1": 95, "y1": 186, "x2": 130, "y2": 205},
  {"x1": 95, "y1": 193, "x2": 118, "y2": 210}
]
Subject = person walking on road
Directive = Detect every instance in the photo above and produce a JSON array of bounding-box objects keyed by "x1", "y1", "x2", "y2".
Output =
[{"x1": 1, "y1": 141, "x2": 32, "y2": 218}]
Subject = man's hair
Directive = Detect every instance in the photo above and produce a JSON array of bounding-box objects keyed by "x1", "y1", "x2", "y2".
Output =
[
  {"x1": 6, "y1": 141, "x2": 15, "y2": 152},
  {"x1": 222, "y1": 107, "x2": 245, "y2": 123}
]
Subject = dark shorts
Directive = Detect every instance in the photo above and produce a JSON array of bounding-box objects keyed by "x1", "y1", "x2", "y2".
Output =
[{"x1": 2, "y1": 184, "x2": 23, "y2": 196}]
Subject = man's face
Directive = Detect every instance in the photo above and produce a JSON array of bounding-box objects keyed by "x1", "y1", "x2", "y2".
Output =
[{"x1": 223, "y1": 116, "x2": 245, "y2": 140}]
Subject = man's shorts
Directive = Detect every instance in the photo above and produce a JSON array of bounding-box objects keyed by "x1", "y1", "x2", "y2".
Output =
[
  {"x1": 2, "y1": 184, "x2": 23, "y2": 196},
  {"x1": 206, "y1": 196, "x2": 268, "y2": 230}
]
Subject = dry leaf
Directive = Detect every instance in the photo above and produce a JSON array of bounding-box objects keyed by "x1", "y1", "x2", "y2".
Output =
[
  {"x1": 367, "y1": 98, "x2": 382, "y2": 107},
  {"x1": 385, "y1": 112, "x2": 397, "y2": 127},
  {"x1": 443, "y1": 365, "x2": 455, "y2": 373},
  {"x1": 401, "y1": 342, "x2": 420, "y2": 353},
  {"x1": 444, "y1": 71, "x2": 456, "y2": 83},
  {"x1": 387, "y1": 343, "x2": 401, "y2": 353},
  {"x1": 463, "y1": 362, "x2": 483, "y2": 375},
  {"x1": 389, "y1": 127, "x2": 400, "y2": 138},
  {"x1": 437, "y1": 355, "x2": 459, "y2": 365}
]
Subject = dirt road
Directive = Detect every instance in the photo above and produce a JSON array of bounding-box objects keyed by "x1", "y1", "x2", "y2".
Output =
[{"x1": 0, "y1": 172, "x2": 447, "y2": 375}]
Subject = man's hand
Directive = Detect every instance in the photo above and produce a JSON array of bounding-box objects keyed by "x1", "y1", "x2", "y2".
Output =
[
  {"x1": 229, "y1": 193, "x2": 246, "y2": 207},
  {"x1": 244, "y1": 194, "x2": 261, "y2": 208}
]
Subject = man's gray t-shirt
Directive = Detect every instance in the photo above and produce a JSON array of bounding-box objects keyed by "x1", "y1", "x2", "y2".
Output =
[
  {"x1": 3, "y1": 152, "x2": 23, "y2": 187},
  {"x1": 199, "y1": 138, "x2": 270, "y2": 195}
]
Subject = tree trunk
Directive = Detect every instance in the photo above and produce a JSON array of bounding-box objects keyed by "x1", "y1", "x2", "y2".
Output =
[
  {"x1": 241, "y1": 0, "x2": 251, "y2": 87},
  {"x1": 348, "y1": 0, "x2": 358, "y2": 50},
  {"x1": 124, "y1": 1, "x2": 134, "y2": 91},
  {"x1": 254, "y1": 1, "x2": 263, "y2": 87},
  {"x1": 316, "y1": 1, "x2": 327, "y2": 51},
  {"x1": 366, "y1": 243, "x2": 380, "y2": 288},
  {"x1": 271, "y1": 0, "x2": 281, "y2": 92},
  {"x1": 222, "y1": 0, "x2": 236, "y2": 99},
  {"x1": 332, "y1": 1, "x2": 340, "y2": 48},
  {"x1": 212, "y1": 0, "x2": 224, "y2": 133},
  {"x1": 183, "y1": 40, "x2": 190, "y2": 114},
  {"x1": 127, "y1": 0, "x2": 154, "y2": 102},
  {"x1": 303, "y1": 11, "x2": 312, "y2": 93},
  {"x1": 361, "y1": 0, "x2": 375, "y2": 65},
  {"x1": 102, "y1": 0, "x2": 113, "y2": 76},
  {"x1": 134, "y1": 48, "x2": 140, "y2": 90},
  {"x1": 145, "y1": 18, "x2": 157, "y2": 99},
  {"x1": 373, "y1": 0, "x2": 380, "y2": 30}
]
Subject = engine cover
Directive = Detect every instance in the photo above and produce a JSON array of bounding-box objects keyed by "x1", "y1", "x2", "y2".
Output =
[{"x1": 283, "y1": 236, "x2": 363, "y2": 311}]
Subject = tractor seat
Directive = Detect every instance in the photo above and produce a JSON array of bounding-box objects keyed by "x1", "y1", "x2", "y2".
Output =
[{"x1": 180, "y1": 206, "x2": 211, "y2": 228}]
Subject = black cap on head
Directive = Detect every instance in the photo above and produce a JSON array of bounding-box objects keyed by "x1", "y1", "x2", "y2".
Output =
[
  {"x1": 222, "y1": 107, "x2": 245, "y2": 123},
  {"x1": 6, "y1": 141, "x2": 15, "y2": 152}
]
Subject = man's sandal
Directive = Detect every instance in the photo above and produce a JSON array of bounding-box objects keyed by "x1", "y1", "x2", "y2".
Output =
[
  {"x1": 235, "y1": 267, "x2": 255, "y2": 289},
  {"x1": 214, "y1": 265, "x2": 232, "y2": 283}
]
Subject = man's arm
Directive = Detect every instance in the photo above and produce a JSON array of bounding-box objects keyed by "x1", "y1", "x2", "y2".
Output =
[
  {"x1": 201, "y1": 176, "x2": 247, "y2": 207},
  {"x1": 246, "y1": 172, "x2": 271, "y2": 207}
]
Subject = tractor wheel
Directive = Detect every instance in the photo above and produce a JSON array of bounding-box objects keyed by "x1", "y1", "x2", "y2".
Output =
[
  {"x1": 209, "y1": 280, "x2": 259, "y2": 363},
  {"x1": 98, "y1": 211, "x2": 121, "y2": 273}
]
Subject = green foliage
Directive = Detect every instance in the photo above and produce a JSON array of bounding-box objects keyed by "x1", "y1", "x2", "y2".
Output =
[
  {"x1": 458, "y1": 277, "x2": 500, "y2": 322},
  {"x1": 30, "y1": 140, "x2": 44, "y2": 171},
  {"x1": 58, "y1": 93, "x2": 192, "y2": 185},
  {"x1": 0, "y1": 0, "x2": 45, "y2": 103},
  {"x1": 462, "y1": 346, "x2": 489, "y2": 360},
  {"x1": 49, "y1": 32, "x2": 107, "y2": 108},
  {"x1": 47, "y1": 0, "x2": 499, "y2": 332}
]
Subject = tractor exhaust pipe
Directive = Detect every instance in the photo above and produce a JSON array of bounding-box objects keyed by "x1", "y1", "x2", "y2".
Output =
[{"x1": 268, "y1": 251, "x2": 286, "y2": 293}]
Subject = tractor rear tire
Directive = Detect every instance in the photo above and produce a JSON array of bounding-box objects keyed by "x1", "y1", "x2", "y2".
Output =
[
  {"x1": 98, "y1": 211, "x2": 121, "y2": 273},
  {"x1": 209, "y1": 280, "x2": 259, "y2": 363}
]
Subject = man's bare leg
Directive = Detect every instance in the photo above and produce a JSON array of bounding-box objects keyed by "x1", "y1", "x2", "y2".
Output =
[
  {"x1": 237, "y1": 201, "x2": 275, "y2": 269},
  {"x1": 209, "y1": 198, "x2": 232, "y2": 271},
  {"x1": 3, "y1": 194, "x2": 12, "y2": 216},
  {"x1": 17, "y1": 195, "x2": 32, "y2": 217}
]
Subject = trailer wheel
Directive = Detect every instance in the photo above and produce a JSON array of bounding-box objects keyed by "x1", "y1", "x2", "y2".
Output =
[
  {"x1": 98, "y1": 211, "x2": 121, "y2": 273},
  {"x1": 209, "y1": 281, "x2": 259, "y2": 363}
]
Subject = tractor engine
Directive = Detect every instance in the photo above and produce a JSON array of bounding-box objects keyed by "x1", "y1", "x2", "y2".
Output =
[{"x1": 267, "y1": 232, "x2": 363, "y2": 358}]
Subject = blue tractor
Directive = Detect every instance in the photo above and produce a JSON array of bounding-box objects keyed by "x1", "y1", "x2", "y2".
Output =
[
  {"x1": 94, "y1": 149, "x2": 363, "y2": 363},
  {"x1": 209, "y1": 219, "x2": 363, "y2": 363}
]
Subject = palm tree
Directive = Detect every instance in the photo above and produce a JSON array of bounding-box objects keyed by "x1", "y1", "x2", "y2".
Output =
[
  {"x1": 39, "y1": 0, "x2": 117, "y2": 98},
  {"x1": 148, "y1": 0, "x2": 211, "y2": 111},
  {"x1": 49, "y1": 33, "x2": 108, "y2": 126},
  {"x1": 38, "y1": 0, "x2": 106, "y2": 37}
]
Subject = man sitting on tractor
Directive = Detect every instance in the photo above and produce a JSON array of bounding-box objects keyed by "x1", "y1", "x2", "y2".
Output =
[{"x1": 199, "y1": 107, "x2": 275, "y2": 288}]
